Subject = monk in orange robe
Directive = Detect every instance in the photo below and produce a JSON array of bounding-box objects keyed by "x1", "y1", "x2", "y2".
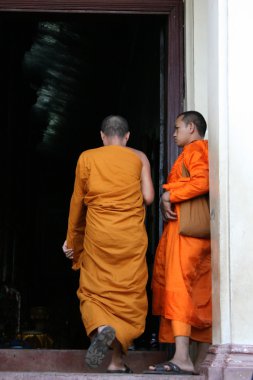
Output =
[
  {"x1": 62, "y1": 115, "x2": 154, "y2": 373},
  {"x1": 146, "y1": 111, "x2": 211, "y2": 375}
]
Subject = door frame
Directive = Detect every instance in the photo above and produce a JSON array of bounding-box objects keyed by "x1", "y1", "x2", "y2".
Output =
[{"x1": 0, "y1": 0, "x2": 184, "y2": 172}]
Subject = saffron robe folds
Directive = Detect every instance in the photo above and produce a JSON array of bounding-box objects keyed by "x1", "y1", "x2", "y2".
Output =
[
  {"x1": 66, "y1": 146, "x2": 148, "y2": 352},
  {"x1": 152, "y1": 140, "x2": 212, "y2": 343}
]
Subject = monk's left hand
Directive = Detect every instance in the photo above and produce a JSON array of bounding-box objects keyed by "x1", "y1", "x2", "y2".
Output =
[
  {"x1": 62, "y1": 240, "x2": 74, "y2": 260},
  {"x1": 160, "y1": 191, "x2": 177, "y2": 222}
]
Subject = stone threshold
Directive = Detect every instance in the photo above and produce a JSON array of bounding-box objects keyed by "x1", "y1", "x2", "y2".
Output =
[{"x1": 0, "y1": 372, "x2": 204, "y2": 380}]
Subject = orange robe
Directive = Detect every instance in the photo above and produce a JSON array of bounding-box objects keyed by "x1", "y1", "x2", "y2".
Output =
[
  {"x1": 152, "y1": 140, "x2": 212, "y2": 343},
  {"x1": 66, "y1": 145, "x2": 148, "y2": 352}
]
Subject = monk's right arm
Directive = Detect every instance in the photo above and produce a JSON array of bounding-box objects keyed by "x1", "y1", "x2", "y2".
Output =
[
  {"x1": 140, "y1": 152, "x2": 155, "y2": 205},
  {"x1": 65, "y1": 156, "x2": 87, "y2": 267}
]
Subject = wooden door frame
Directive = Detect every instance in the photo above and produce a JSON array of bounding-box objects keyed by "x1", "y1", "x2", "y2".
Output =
[{"x1": 0, "y1": 0, "x2": 184, "y2": 171}]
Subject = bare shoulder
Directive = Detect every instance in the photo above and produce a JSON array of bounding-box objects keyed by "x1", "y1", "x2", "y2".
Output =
[{"x1": 128, "y1": 147, "x2": 149, "y2": 164}]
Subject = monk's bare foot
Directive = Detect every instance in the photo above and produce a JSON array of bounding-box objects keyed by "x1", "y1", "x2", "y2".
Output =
[
  {"x1": 107, "y1": 351, "x2": 133, "y2": 373},
  {"x1": 107, "y1": 363, "x2": 124, "y2": 371},
  {"x1": 107, "y1": 352, "x2": 124, "y2": 372},
  {"x1": 106, "y1": 333, "x2": 133, "y2": 373},
  {"x1": 107, "y1": 364, "x2": 133, "y2": 373}
]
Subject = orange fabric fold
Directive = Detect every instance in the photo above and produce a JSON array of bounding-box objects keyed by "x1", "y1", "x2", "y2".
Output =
[
  {"x1": 172, "y1": 320, "x2": 191, "y2": 337},
  {"x1": 66, "y1": 146, "x2": 148, "y2": 352},
  {"x1": 159, "y1": 317, "x2": 211, "y2": 343}
]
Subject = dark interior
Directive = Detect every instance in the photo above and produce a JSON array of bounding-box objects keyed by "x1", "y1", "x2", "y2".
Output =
[{"x1": 0, "y1": 12, "x2": 166, "y2": 349}]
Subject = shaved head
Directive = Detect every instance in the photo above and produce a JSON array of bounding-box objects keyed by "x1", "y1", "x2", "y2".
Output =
[{"x1": 101, "y1": 115, "x2": 129, "y2": 138}]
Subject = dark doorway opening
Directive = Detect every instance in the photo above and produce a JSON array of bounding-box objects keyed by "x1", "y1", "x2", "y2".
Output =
[{"x1": 0, "y1": 12, "x2": 165, "y2": 349}]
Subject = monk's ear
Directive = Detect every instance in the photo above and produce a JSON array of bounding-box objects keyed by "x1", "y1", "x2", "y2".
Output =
[
  {"x1": 125, "y1": 132, "x2": 130, "y2": 143},
  {"x1": 188, "y1": 122, "x2": 196, "y2": 134},
  {"x1": 100, "y1": 131, "x2": 105, "y2": 141}
]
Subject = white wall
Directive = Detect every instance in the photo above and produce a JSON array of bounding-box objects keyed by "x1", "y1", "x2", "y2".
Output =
[
  {"x1": 185, "y1": 0, "x2": 208, "y2": 124},
  {"x1": 186, "y1": 0, "x2": 253, "y2": 345},
  {"x1": 227, "y1": 0, "x2": 253, "y2": 344},
  {"x1": 207, "y1": 0, "x2": 231, "y2": 345}
]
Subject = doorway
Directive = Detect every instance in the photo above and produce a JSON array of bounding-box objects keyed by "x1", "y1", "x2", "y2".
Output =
[{"x1": 0, "y1": 6, "x2": 183, "y2": 350}]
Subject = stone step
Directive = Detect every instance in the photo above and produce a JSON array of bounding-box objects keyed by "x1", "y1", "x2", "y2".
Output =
[
  {"x1": 0, "y1": 349, "x2": 204, "y2": 379},
  {"x1": 0, "y1": 371, "x2": 205, "y2": 378},
  {"x1": 0, "y1": 372, "x2": 205, "y2": 380}
]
